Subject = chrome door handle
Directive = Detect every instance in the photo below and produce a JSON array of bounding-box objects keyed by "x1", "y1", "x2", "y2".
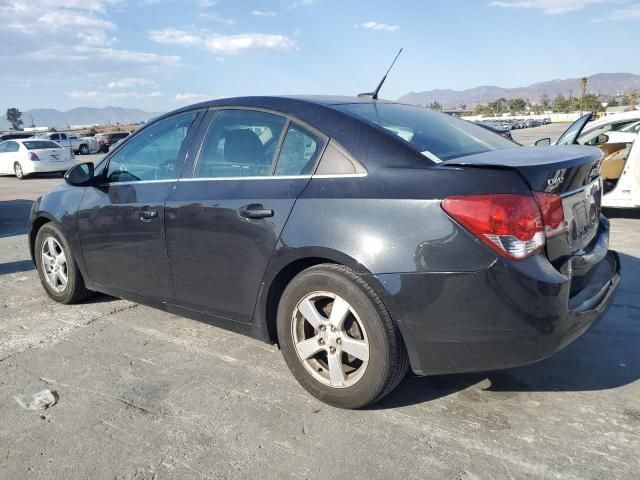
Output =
[
  {"x1": 239, "y1": 204, "x2": 274, "y2": 219},
  {"x1": 139, "y1": 209, "x2": 159, "y2": 221}
]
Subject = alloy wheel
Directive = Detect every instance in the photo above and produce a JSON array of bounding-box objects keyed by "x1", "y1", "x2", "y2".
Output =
[
  {"x1": 291, "y1": 291, "x2": 369, "y2": 388},
  {"x1": 14, "y1": 163, "x2": 23, "y2": 178},
  {"x1": 41, "y1": 237, "x2": 68, "y2": 293}
]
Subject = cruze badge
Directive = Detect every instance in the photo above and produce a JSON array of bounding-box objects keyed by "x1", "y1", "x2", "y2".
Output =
[{"x1": 547, "y1": 176, "x2": 564, "y2": 187}]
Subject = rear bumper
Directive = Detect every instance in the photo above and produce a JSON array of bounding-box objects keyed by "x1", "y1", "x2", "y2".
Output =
[
  {"x1": 371, "y1": 229, "x2": 620, "y2": 376},
  {"x1": 24, "y1": 161, "x2": 76, "y2": 174}
]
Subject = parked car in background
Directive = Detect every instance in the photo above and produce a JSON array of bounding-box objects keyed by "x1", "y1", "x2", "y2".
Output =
[
  {"x1": 542, "y1": 117, "x2": 552, "y2": 125},
  {"x1": 474, "y1": 121, "x2": 515, "y2": 141},
  {"x1": 0, "y1": 139, "x2": 76, "y2": 179},
  {"x1": 34, "y1": 132, "x2": 98, "y2": 155},
  {"x1": 95, "y1": 132, "x2": 130, "y2": 153},
  {"x1": 535, "y1": 111, "x2": 640, "y2": 208},
  {"x1": 0, "y1": 132, "x2": 33, "y2": 142},
  {"x1": 28, "y1": 96, "x2": 620, "y2": 408}
]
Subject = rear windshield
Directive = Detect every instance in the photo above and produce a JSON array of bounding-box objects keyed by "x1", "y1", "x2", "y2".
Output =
[
  {"x1": 23, "y1": 141, "x2": 61, "y2": 150},
  {"x1": 335, "y1": 103, "x2": 515, "y2": 161}
]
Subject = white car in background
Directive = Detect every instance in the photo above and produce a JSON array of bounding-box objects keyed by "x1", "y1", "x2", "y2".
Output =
[
  {"x1": 536, "y1": 111, "x2": 640, "y2": 208},
  {"x1": 0, "y1": 139, "x2": 77, "y2": 179}
]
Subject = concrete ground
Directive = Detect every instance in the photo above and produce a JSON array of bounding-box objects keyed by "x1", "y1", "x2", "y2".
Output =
[
  {"x1": 0, "y1": 153, "x2": 638, "y2": 479},
  {"x1": 511, "y1": 122, "x2": 569, "y2": 146}
]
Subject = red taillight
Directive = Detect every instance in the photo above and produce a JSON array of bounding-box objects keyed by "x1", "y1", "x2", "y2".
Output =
[
  {"x1": 534, "y1": 192, "x2": 566, "y2": 238},
  {"x1": 28, "y1": 152, "x2": 40, "y2": 161},
  {"x1": 441, "y1": 194, "x2": 546, "y2": 260}
]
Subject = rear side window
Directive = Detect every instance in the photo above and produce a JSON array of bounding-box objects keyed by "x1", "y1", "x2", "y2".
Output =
[
  {"x1": 274, "y1": 124, "x2": 323, "y2": 176},
  {"x1": 194, "y1": 109, "x2": 286, "y2": 178},
  {"x1": 336, "y1": 103, "x2": 514, "y2": 161},
  {"x1": 23, "y1": 141, "x2": 60, "y2": 150}
]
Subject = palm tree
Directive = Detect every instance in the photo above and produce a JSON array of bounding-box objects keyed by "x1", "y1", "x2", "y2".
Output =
[{"x1": 579, "y1": 77, "x2": 588, "y2": 115}]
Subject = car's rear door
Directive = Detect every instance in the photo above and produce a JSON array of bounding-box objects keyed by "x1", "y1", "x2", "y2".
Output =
[
  {"x1": 165, "y1": 108, "x2": 326, "y2": 324},
  {"x1": 77, "y1": 110, "x2": 203, "y2": 300}
]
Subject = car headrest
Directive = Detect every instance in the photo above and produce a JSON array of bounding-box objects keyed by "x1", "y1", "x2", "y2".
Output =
[{"x1": 224, "y1": 129, "x2": 265, "y2": 165}]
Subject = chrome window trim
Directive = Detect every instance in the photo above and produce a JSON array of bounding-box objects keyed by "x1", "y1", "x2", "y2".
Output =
[
  {"x1": 98, "y1": 179, "x2": 177, "y2": 187},
  {"x1": 178, "y1": 175, "x2": 312, "y2": 182},
  {"x1": 176, "y1": 172, "x2": 367, "y2": 182}
]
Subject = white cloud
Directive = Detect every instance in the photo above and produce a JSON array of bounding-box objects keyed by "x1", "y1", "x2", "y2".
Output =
[
  {"x1": 250, "y1": 10, "x2": 277, "y2": 17},
  {"x1": 488, "y1": 0, "x2": 611, "y2": 14},
  {"x1": 175, "y1": 92, "x2": 211, "y2": 103},
  {"x1": 290, "y1": 0, "x2": 318, "y2": 7},
  {"x1": 149, "y1": 28, "x2": 297, "y2": 54},
  {"x1": 361, "y1": 21, "x2": 400, "y2": 32},
  {"x1": 199, "y1": 12, "x2": 236, "y2": 25},
  {"x1": 606, "y1": 4, "x2": 640, "y2": 21},
  {"x1": 68, "y1": 90, "x2": 163, "y2": 101},
  {"x1": 0, "y1": 0, "x2": 181, "y2": 83},
  {"x1": 107, "y1": 78, "x2": 156, "y2": 89}
]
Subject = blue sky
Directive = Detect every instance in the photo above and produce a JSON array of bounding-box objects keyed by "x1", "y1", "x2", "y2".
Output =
[{"x1": 1, "y1": 0, "x2": 639, "y2": 111}]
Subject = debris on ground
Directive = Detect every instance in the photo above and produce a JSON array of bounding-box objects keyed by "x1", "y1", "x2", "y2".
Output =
[{"x1": 14, "y1": 390, "x2": 58, "y2": 410}]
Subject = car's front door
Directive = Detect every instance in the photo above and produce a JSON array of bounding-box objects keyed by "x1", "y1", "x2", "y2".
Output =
[
  {"x1": 165, "y1": 109, "x2": 326, "y2": 323},
  {"x1": 77, "y1": 110, "x2": 201, "y2": 300}
]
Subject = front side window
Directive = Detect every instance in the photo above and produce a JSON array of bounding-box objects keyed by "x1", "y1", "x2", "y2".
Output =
[
  {"x1": 105, "y1": 111, "x2": 197, "y2": 183},
  {"x1": 336, "y1": 103, "x2": 514, "y2": 161},
  {"x1": 274, "y1": 124, "x2": 323, "y2": 176},
  {"x1": 194, "y1": 109, "x2": 286, "y2": 178}
]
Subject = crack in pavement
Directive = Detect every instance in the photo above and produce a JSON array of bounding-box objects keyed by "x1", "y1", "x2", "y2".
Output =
[{"x1": 0, "y1": 302, "x2": 140, "y2": 363}]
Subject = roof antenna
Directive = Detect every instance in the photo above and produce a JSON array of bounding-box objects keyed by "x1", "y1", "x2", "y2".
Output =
[{"x1": 358, "y1": 48, "x2": 403, "y2": 100}]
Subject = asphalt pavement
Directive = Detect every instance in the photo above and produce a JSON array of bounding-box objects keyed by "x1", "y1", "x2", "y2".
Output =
[{"x1": 0, "y1": 140, "x2": 638, "y2": 479}]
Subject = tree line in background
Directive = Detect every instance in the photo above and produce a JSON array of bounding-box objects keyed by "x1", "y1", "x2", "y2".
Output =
[{"x1": 469, "y1": 90, "x2": 638, "y2": 116}]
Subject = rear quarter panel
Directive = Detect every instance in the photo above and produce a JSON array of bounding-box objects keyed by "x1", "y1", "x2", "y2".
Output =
[{"x1": 274, "y1": 166, "x2": 532, "y2": 276}]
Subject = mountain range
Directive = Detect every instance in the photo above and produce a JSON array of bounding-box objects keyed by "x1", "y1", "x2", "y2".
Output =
[
  {"x1": 1, "y1": 107, "x2": 162, "y2": 130},
  {"x1": 3, "y1": 73, "x2": 639, "y2": 129},
  {"x1": 397, "y1": 73, "x2": 640, "y2": 108}
]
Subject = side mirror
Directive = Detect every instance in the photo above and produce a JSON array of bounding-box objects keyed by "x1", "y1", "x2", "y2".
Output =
[
  {"x1": 64, "y1": 162, "x2": 95, "y2": 186},
  {"x1": 596, "y1": 134, "x2": 609, "y2": 145},
  {"x1": 534, "y1": 138, "x2": 551, "y2": 147}
]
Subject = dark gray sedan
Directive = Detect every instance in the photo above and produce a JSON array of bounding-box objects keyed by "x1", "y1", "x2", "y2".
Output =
[{"x1": 28, "y1": 96, "x2": 620, "y2": 408}]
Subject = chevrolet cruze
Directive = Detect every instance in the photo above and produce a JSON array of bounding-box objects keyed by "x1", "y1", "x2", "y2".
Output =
[{"x1": 29, "y1": 96, "x2": 620, "y2": 408}]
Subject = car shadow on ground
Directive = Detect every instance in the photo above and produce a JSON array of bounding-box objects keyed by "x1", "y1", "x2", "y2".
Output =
[
  {"x1": 0, "y1": 199, "x2": 34, "y2": 238},
  {"x1": 603, "y1": 207, "x2": 640, "y2": 219},
  {"x1": 0, "y1": 260, "x2": 34, "y2": 275},
  {"x1": 372, "y1": 252, "x2": 639, "y2": 410}
]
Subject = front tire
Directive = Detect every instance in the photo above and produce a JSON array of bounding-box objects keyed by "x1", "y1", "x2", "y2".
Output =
[
  {"x1": 35, "y1": 223, "x2": 91, "y2": 304},
  {"x1": 79, "y1": 145, "x2": 89, "y2": 155},
  {"x1": 277, "y1": 264, "x2": 408, "y2": 409},
  {"x1": 14, "y1": 162, "x2": 25, "y2": 179}
]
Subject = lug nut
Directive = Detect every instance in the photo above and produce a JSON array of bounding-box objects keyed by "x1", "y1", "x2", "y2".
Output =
[
  {"x1": 329, "y1": 346, "x2": 336, "y2": 354},
  {"x1": 336, "y1": 338, "x2": 342, "y2": 344},
  {"x1": 318, "y1": 338, "x2": 325, "y2": 345},
  {"x1": 330, "y1": 326, "x2": 336, "y2": 332},
  {"x1": 320, "y1": 325, "x2": 326, "y2": 331}
]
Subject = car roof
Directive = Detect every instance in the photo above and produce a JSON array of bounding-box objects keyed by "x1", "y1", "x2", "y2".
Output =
[{"x1": 586, "y1": 110, "x2": 640, "y2": 130}]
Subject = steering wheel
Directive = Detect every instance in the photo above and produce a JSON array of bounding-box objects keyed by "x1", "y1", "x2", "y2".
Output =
[{"x1": 108, "y1": 169, "x2": 140, "y2": 183}]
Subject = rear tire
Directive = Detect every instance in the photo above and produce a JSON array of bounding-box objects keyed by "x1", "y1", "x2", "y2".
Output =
[
  {"x1": 14, "y1": 162, "x2": 25, "y2": 180},
  {"x1": 79, "y1": 145, "x2": 89, "y2": 155},
  {"x1": 35, "y1": 223, "x2": 91, "y2": 304},
  {"x1": 277, "y1": 264, "x2": 408, "y2": 409}
]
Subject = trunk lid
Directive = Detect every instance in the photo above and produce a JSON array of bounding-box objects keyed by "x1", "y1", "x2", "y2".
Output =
[
  {"x1": 444, "y1": 145, "x2": 604, "y2": 262},
  {"x1": 35, "y1": 148, "x2": 71, "y2": 163}
]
